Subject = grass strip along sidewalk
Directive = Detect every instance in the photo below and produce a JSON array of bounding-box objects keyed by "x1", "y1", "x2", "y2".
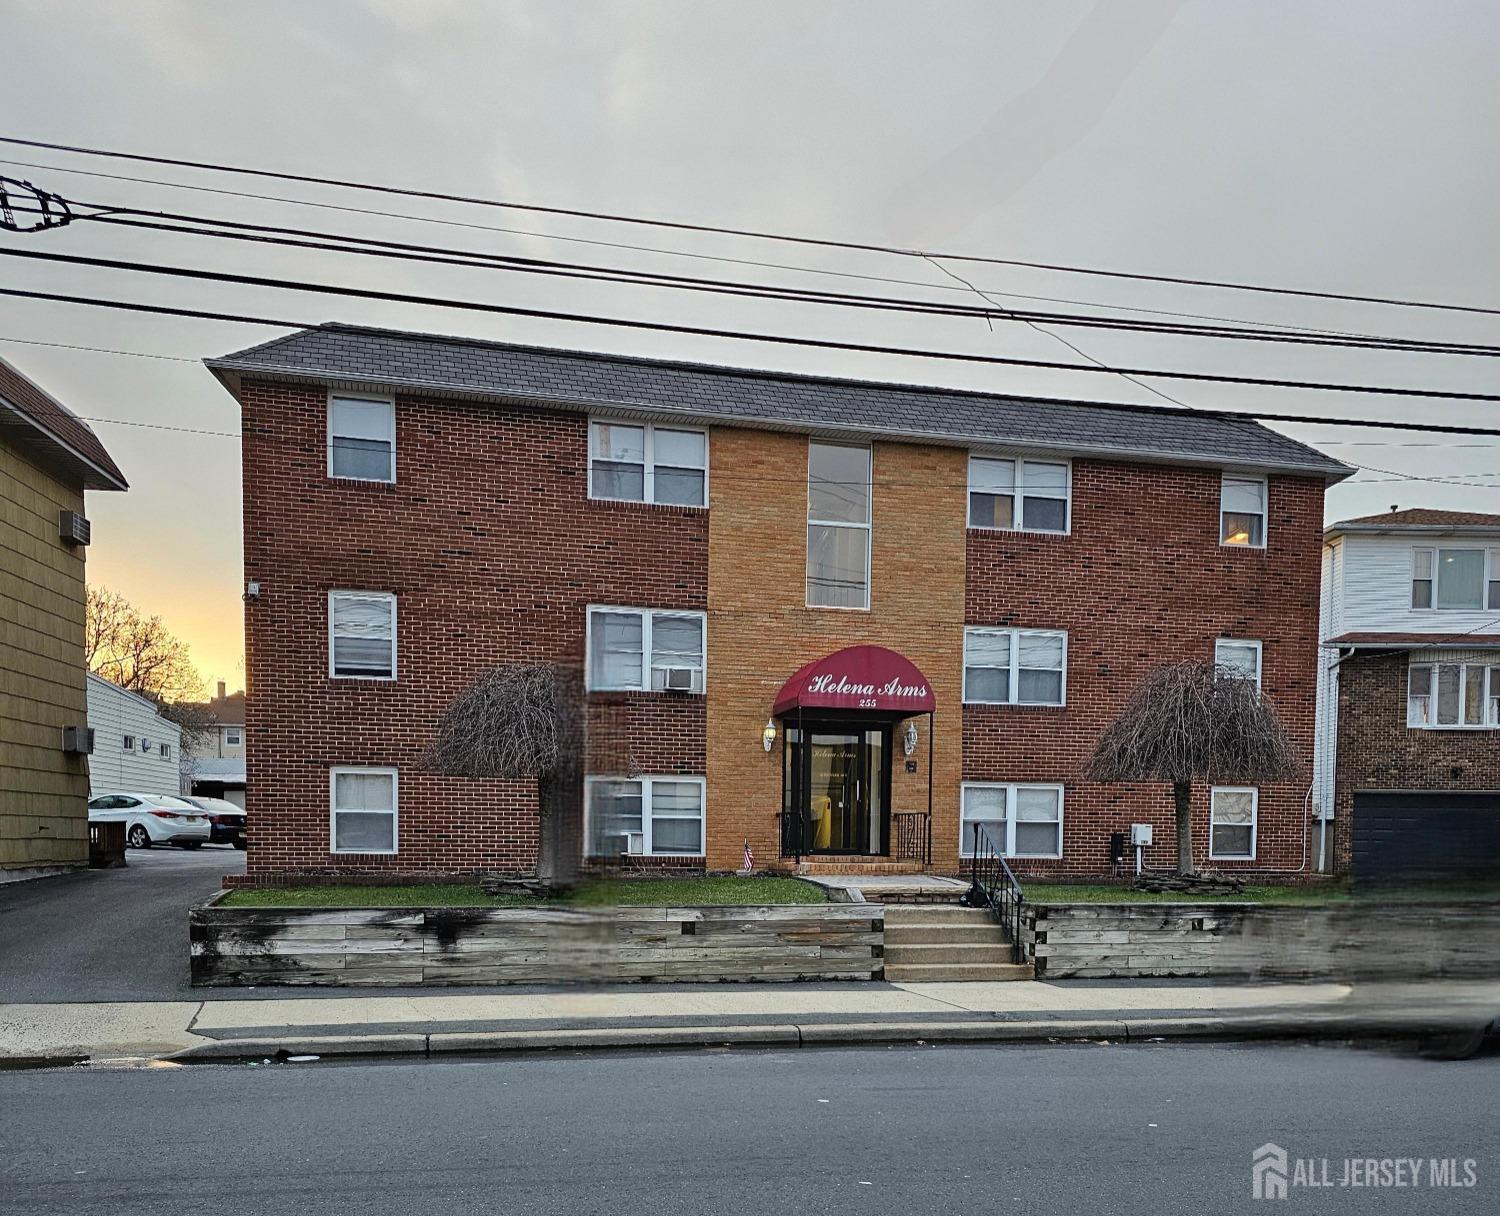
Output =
[{"x1": 222, "y1": 875, "x2": 829, "y2": 908}]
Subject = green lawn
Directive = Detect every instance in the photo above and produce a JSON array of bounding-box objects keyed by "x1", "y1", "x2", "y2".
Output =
[
  {"x1": 221, "y1": 875, "x2": 827, "y2": 909},
  {"x1": 1022, "y1": 882, "x2": 1351, "y2": 906}
]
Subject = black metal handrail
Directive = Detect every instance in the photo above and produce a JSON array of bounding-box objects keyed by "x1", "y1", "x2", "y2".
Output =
[
  {"x1": 891, "y1": 811, "x2": 931, "y2": 865},
  {"x1": 960, "y1": 822, "x2": 1026, "y2": 964},
  {"x1": 775, "y1": 812, "x2": 804, "y2": 864}
]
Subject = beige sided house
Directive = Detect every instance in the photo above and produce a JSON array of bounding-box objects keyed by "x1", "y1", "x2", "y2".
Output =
[{"x1": 1, "y1": 356, "x2": 128, "y2": 881}]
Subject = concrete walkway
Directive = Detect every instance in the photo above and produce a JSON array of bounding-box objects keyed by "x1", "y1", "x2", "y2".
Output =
[{"x1": 4, "y1": 977, "x2": 1494, "y2": 1065}]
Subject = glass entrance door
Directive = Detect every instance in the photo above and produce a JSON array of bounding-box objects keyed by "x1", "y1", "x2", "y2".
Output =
[{"x1": 784, "y1": 723, "x2": 890, "y2": 854}]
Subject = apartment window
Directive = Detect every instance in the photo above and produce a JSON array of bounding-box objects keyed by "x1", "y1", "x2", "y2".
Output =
[
  {"x1": 225, "y1": 728, "x2": 242, "y2": 746},
  {"x1": 959, "y1": 783, "x2": 1064, "y2": 858},
  {"x1": 806, "y1": 442, "x2": 871, "y2": 609},
  {"x1": 328, "y1": 394, "x2": 395, "y2": 482},
  {"x1": 587, "y1": 607, "x2": 706, "y2": 692},
  {"x1": 160, "y1": 743, "x2": 171, "y2": 759},
  {"x1": 968, "y1": 456, "x2": 1070, "y2": 533},
  {"x1": 1412, "y1": 547, "x2": 1495, "y2": 611},
  {"x1": 1209, "y1": 786, "x2": 1257, "y2": 859},
  {"x1": 122, "y1": 735, "x2": 135, "y2": 751},
  {"x1": 963, "y1": 628, "x2": 1067, "y2": 705},
  {"x1": 330, "y1": 767, "x2": 397, "y2": 854},
  {"x1": 1407, "y1": 662, "x2": 1500, "y2": 728},
  {"x1": 1220, "y1": 475, "x2": 1267, "y2": 547},
  {"x1": 1215, "y1": 638, "x2": 1263, "y2": 686},
  {"x1": 586, "y1": 776, "x2": 705, "y2": 856},
  {"x1": 329, "y1": 591, "x2": 397, "y2": 679},
  {"x1": 588, "y1": 420, "x2": 707, "y2": 507}
]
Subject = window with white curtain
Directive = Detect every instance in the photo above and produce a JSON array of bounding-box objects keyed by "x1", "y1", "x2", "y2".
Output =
[
  {"x1": 963, "y1": 628, "x2": 1067, "y2": 705},
  {"x1": 806, "y1": 442, "x2": 872, "y2": 609},
  {"x1": 330, "y1": 767, "x2": 398, "y2": 854},
  {"x1": 588, "y1": 420, "x2": 708, "y2": 506},
  {"x1": 1407, "y1": 661, "x2": 1500, "y2": 728},
  {"x1": 586, "y1": 776, "x2": 705, "y2": 856},
  {"x1": 587, "y1": 607, "x2": 706, "y2": 692},
  {"x1": 968, "y1": 456, "x2": 1070, "y2": 533},
  {"x1": 328, "y1": 394, "x2": 396, "y2": 482},
  {"x1": 329, "y1": 592, "x2": 396, "y2": 679},
  {"x1": 1411, "y1": 547, "x2": 1496, "y2": 611},
  {"x1": 1215, "y1": 638, "x2": 1263, "y2": 686},
  {"x1": 1220, "y1": 475, "x2": 1267, "y2": 547},
  {"x1": 1209, "y1": 787, "x2": 1256, "y2": 859},
  {"x1": 959, "y1": 783, "x2": 1064, "y2": 858}
]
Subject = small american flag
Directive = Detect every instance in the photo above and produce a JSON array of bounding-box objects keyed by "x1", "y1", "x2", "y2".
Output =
[{"x1": 740, "y1": 841, "x2": 754, "y2": 874}]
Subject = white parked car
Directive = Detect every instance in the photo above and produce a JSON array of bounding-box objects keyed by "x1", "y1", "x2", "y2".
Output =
[{"x1": 87, "y1": 793, "x2": 213, "y2": 850}]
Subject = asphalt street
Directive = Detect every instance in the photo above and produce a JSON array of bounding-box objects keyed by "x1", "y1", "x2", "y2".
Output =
[
  {"x1": 2, "y1": 1041, "x2": 1495, "y2": 1215},
  {"x1": 0, "y1": 847, "x2": 242, "y2": 1002}
]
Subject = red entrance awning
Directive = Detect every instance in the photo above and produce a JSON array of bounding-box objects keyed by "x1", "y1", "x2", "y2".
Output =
[{"x1": 772, "y1": 645, "x2": 936, "y2": 716}]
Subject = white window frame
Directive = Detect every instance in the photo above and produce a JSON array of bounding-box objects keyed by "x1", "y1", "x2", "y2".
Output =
[
  {"x1": 585, "y1": 605, "x2": 707, "y2": 693},
  {"x1": 329, "y1": 766, "x2": 399, "y2": 856},
  {"x1": 959, "y1": 782, "x2": 1065, "y2": 859},
  {"x1": 326, "y1": 391, "x2": 396, "y2": 484},
  {"x1": 1219, "y1": 473, "x2": 1268, "y2": 549},
  {"x1": 962, "y1": 627, "x2": 1068, "y2": 706},
  {"x1": 1209, "y1": 786, "x2": 1258, "y2": 860},
  {"x1": 224, "y1": 728, "x2": 242, "y2": 746},
  {"x1": 805, "y1": 441, "x2": 872, "y2": 611},
  {"x1": 587, "y1": 418, "x2": 709, "y2": 507},
  {"x1": 328, "y1": 590, "x2": 398, "y2": 681},
  {"x1": 584, "y1": 775, "x2": 706, "y2": 857},
  {"x1": 1411, "y1": 546, "x2": 1498, "y2": 612},
  {"x1": 966, "y1": 454, "x2": 1072, "y2": 535},
  {"x1": 1215, "y1": 638, "x2": 1263, "y2": 687},
  {"x1": 1406, "y1": 661, "x2": 1500, "y2": 729}
]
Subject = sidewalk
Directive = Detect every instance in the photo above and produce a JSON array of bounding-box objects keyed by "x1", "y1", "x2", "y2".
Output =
[{"x1": 4, "y1": 978, "x2": 1495, "y2": 1066}]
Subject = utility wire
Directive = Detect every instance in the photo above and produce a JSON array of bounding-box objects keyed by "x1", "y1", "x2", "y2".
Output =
[
  {"x1": 9, "y1": 245, "x2": 1500, "y2": 409},
  {"x1": 7, "y1": 133, "x2": 1500, "y2": 319}
]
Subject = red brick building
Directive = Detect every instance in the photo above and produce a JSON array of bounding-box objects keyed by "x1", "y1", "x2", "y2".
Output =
[{"x1": 208, "y1": 324, "x2": 1349, "y2": 884}]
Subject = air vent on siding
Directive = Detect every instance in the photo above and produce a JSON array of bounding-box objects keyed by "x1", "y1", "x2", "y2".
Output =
[{"x1": 59, "y1": 510, "x2": 91, "y2": 546}]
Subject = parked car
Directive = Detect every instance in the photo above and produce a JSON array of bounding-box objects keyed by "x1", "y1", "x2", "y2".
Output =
[
  {"x1": 86, "y1": 793, "x2": 212, "y2": 850},
  {"x1": 180, "y1": 796, "x2": 247, "y2": 849}
]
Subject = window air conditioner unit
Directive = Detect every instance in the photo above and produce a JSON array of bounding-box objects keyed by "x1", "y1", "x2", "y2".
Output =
[
  {"x1": 626, "y1": 832, "x2": 645, "y2": 856},
  {"x1": 654, "y1": 666, "x2": 702, "y2": 693},
  {"x1": 58, "y1": 510, "x2": 91, "y2": 547},
  {"x1": 62, "y1": 725, "x2": 94, "y2": 755}
]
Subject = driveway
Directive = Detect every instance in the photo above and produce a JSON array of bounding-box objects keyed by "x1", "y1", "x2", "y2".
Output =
[{"x1": 0, "y1": 847, "x2": 243, "y2": 1003}]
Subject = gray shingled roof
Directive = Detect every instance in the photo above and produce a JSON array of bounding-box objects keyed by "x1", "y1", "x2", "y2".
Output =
[{"x1": 206, "y1": 323, "x2": 1352, "y2": 479}]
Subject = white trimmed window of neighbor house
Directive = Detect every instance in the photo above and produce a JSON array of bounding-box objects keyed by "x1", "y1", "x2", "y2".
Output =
[
  {"x1": 1220, "y1": 474, "x2": 1267, "y2": 548},
  {"x1": 1410, "y1": 547, "x2": 1500, "y2": 611},
  {"x1": 1209, "y1": 786, "x2": 1257, "y2": 860},
  {"x1": 330, "y1": 767, "x2": 398, "y2": 854},
  {"x1": 586, "y1": 775, "x2": 705, "y2": 857},
  {"x1": 1407, "y1": 661, "x2": 1500, "y2": 728},
  {"x1": 329, "y1": 591, "x2": 397, "y2": 680},
  {"x1": 328, "y1": 393, "x2": 396, "y2": 482},
  {"x1": 968, "y1": 455, "x2": 1070, "y2": 533},
  {"x1": 959, "y1": 783, "x2": 1064, "y2": 859},
  {"x1": 588, "y1": 420, "x2": 708, "y2": 507},
  {"x1": 806, "y1": 441, "x2": 872, "y2": 610},
  {"x1": 962, "y1": 627, "x2": 1067, "y2": 705},
  {"x1": 587, "y1": 607, "x2": 706, "y2": 693},
  {"x1": 1215, "y1": 638, "x2": 1263, "y2": 686},
  {"x1": 225, "y1": 727, "x2": 242, "y2": 746}
]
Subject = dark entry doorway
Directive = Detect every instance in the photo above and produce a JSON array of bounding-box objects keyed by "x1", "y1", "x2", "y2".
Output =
[{"x1": 784, "y1": 721, "x2": 890, "y2": 855}]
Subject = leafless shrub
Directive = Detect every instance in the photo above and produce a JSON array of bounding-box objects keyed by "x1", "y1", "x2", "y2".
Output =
[{"x1": 426, "y1": 664, "x2": 562, "y2": 778}]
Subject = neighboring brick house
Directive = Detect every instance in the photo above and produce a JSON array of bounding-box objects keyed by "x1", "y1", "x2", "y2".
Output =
[
  {"x1": 207, "y1": 323, "x2": 1348, "y2": 885},
  {"x1": 1317, "y1": 508, "x2": 1500, "y2": 877},
  {"x1": 1, "y1": 356, "x2": 128, "y2": 882}
]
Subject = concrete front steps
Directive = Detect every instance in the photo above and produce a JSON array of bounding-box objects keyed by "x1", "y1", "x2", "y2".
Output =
[{"x1": 882, "y1": 905, "x2": 1034, "y2": 982}]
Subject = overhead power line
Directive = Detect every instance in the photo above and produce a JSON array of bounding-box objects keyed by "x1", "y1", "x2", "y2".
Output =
[
  {"x1": 4, "y1": 133, "x2": 1498, "y2": 318},
  {"x1": 8, "y1": 245, "x2": 1500, "y2": 410}
]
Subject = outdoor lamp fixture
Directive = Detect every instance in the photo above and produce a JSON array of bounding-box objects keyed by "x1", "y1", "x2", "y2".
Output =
[
  {"x1": 762, "y1": 719, "x2": 778, "y2": 752},
  {"x1": 903, "y1": 721, "x2": 918, "y2": 756}
]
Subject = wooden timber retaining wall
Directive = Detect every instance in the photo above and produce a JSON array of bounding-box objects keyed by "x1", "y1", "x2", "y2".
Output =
[
  {"x1": 190, "y1": 898, "x2": 884, "y2": 986},
  {"x1": 1024, "y1": 901, "x2": 1500, "y2": 980}
]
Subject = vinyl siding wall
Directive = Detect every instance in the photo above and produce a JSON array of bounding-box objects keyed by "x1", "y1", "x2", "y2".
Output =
[
  {"x1": 1339, "y1": 533, "x2": 1500, "y2": 634},
  {"x1": 85, "y1": 675, "x2": 183, "y2": 795}
]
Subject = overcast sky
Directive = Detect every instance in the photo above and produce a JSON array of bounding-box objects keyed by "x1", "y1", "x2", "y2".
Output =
[{"x1": 3, "y1": 0, "x2": 1498, "y2": 694}]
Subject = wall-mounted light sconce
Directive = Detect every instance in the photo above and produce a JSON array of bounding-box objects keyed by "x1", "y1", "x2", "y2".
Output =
[
  {"x1": 903, "y1": 721, "x2": 918, "y2": 756},
  {"x1": 762, "y1": 718, "x2": 778, "y2": 752}
]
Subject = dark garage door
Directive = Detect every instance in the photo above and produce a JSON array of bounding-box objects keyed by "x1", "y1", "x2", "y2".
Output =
[{"x1": 1353, "y1": 791, "x2": 1500, "y2": 879}]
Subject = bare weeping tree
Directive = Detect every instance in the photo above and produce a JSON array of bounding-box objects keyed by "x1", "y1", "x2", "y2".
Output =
[
  {"x1": 1086, "y1": 660, "x2": 1300, "y2": 878},
  {"x1": 426, "y1": 663, "x2": 582, "y2": 890}
]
